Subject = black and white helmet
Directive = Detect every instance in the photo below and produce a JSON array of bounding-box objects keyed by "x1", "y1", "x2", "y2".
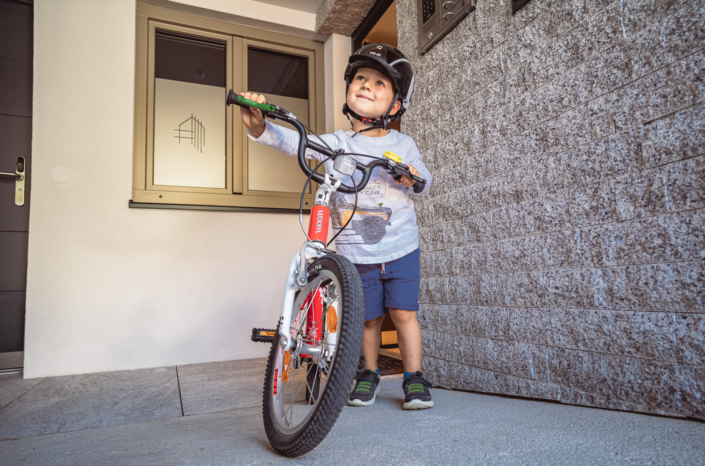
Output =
[{"x1": 342, "y1": 43, "x2": 415, "y2": 130}]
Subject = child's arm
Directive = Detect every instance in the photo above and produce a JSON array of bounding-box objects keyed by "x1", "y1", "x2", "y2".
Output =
[{"x1": 239, "y1": 91, "x2": 333, "y2": 161}]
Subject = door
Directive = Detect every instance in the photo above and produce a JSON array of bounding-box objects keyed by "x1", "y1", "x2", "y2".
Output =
[{"x1": 0, "y1": 0, "x2": 33, "y2": 371}]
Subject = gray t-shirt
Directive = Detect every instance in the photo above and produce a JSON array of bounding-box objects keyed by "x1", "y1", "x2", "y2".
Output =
[{"x1": 249, "y1": 121, "x2": 432, "y2": 264}]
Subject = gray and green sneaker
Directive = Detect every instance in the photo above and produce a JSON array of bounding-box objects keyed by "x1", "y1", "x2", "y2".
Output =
[
  {"x1": 347, "y1": 369, "x2": 381, "y2": 407},
  {"x1": 402, "y1": 372, "x2": 434, "y2": 410}
]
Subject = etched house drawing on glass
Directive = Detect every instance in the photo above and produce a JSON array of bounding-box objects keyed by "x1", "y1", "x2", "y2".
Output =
[
  {"x1": 175, "y1": 114, "x2": 205, "y2": 153},
  {"x1": 153, "y1": 31, "x2": 226, "y2": 188}
]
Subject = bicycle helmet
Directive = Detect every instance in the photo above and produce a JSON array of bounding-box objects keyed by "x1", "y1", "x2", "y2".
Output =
[{"x1": 343, "y1": 43, "x2": 414, "y2": 132}]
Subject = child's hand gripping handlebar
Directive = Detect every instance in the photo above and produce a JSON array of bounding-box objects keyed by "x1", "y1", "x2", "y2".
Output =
[
  {"x1": 391, "y1": 164, "x2": 426, "y2": 194},
  {"x1": 382, "y1": 151, "x2": 426, "y2": 194},
  {"x1": 227, "y1": 92, "x2": 278, "y2": 114},
  {"x1": 227, "y1": 90, "x2": 427, "y2": 194}
]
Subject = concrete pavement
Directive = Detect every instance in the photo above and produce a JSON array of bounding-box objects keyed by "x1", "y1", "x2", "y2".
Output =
[{"x1": 1, "y1": 359, "x2": 704, "y2": 465}]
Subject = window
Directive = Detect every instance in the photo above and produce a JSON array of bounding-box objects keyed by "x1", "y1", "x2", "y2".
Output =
[{"x1": 132, "y1": 5, "x2": 325, "y2": 211}]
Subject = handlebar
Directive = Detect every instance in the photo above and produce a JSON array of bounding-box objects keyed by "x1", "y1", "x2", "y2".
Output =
[{"x1": 227, "y1": 91, "x2": 426, "y2": 194}]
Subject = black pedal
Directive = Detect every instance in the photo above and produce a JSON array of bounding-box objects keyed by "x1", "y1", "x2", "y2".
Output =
[{"x1": 251, "y1": 328, "x2": 277, "y2": 343}]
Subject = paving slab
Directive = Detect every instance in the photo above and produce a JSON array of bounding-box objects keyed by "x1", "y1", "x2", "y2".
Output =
[
  {"x1": 1, "y1": 388, "x2": 703, "y2": 465},
  {"x1": 178, "y1": 358, "x2": 401, "y2": 415},
  {"x1": 177, "y1": 358, "x2": 268, "y2": 415},
  {"x1": 0, "y1": 373, "x2": 45, "y2": 410},
  {"x1": 0, "y1": 366, "x2": 181, "y2": 440}
]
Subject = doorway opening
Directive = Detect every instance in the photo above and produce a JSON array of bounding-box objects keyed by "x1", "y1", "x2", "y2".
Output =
[
  {"x1": 0, "y1": 0, "x2": 33, "y2": 373},
  {"x1": 353, "y1": 1, "x2": 400, "y2": 134},
  {"x1": 353, "y1": 1, "x2": 403, "y2": 375}
]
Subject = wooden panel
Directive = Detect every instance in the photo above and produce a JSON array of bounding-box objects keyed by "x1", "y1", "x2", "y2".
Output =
[
  {"x1": 0, "y1": 114, "x2": 31, "y2": 231},
  {"x1": 0, "y1": 0, "x2": 33, "y2": 62},
  {"x1": 0, "y1": 292, "x2": 25, "y2": 353},
  {"x1": 0, "y1": 232, "x2": 28, "y2": 291},
  {"x1": 0, "y1": 56, "x2": 32, "y2": 117}
]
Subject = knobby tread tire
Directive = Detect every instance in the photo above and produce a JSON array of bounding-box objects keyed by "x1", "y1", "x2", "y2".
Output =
[{"x1": 262, "y1": 253, "x2": 364, "y2": 457}]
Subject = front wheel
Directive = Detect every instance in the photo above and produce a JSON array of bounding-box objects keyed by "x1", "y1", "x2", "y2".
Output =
[{"x1": 263, "y1": 254, "x2": 364, "y2": 457}]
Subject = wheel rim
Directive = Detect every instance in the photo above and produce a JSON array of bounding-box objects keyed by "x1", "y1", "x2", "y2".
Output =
[{"x1": 270, "y1": 269, "x2": 341, "y2": 434}]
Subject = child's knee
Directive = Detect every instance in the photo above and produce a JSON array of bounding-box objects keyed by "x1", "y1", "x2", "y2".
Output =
[
  {"x1": 364, "y1": 315, "x2": 385, "y2": 329},
  {"x1": 388, "y1": 309, "x2": 417, "y2": 325}
]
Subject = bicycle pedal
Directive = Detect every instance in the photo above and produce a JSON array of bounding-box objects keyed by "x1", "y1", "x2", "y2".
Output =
[{"x1": 251, "y1": 328, "x2": 277, "y2": 343}]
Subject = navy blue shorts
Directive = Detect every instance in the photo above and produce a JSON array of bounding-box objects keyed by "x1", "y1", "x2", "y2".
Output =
[{"x1": 354, "y1": 248, "x2": 421, "y2": 322}]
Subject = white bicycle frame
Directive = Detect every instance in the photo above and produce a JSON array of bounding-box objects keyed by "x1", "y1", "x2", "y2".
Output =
[{"x1": 277, "y1": 175, "x2": 341, "y2": 354}]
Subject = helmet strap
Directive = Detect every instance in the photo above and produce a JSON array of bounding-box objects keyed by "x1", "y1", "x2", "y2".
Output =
[
  {"x1": 342, "y1": 91, "x2": 400, "y2": 137},
  {"x1": 343, "y1": 104, "x2": 385, "y2": 136}
]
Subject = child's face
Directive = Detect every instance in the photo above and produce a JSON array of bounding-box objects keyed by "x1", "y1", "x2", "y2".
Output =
[{"x1": 346, "y1": 67, "x2": 401, "y2": 120}]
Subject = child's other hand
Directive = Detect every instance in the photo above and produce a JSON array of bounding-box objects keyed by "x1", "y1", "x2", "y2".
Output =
[
  {"x1": 240, "y1": 92, "x2": 267, "y2": 138},
  {"x1": 395, "y1": 164, "x2": 419, "y2": 187}
]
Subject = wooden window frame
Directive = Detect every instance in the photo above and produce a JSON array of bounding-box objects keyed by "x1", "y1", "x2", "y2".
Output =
[{"x1": 132, "y1": 5, "x2": 325, "y2": 212}]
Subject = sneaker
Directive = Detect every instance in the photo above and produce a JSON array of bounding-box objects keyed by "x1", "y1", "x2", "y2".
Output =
[
  {"x1": 402, "y1": 372, "x2": 434, "y2": 410},
  {"x1": 347, "y1": 369, "x2": 381, "y2": 407}
]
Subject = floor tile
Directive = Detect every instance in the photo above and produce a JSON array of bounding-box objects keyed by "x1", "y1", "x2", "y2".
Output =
[
  {"x1": 0, "y1": 373, "x2": 44, "y2": 410},
  {"x1": 177, "y1": 358, "x2": 268, "y2": 416},
  {"x1": 0, "y1": 366, "x2": 181, "y2": 440},
  {"x1": 381, "y1": 374, "x2": 403, "y2": 391}
]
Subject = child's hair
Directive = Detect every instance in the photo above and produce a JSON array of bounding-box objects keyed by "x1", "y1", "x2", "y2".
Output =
[{"x1": 342, "y1": 43, "x2": 414, "y2": 131}]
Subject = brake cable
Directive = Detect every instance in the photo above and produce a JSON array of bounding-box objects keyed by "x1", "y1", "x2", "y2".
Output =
[{"x1": 296, "y1": 124, "x2": 359, "y2": 248}]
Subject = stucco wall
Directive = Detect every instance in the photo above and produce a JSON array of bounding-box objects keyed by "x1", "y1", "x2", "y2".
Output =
[
  {"x1": 25, "y1": 0, "x2": 324, "y2": 378},
  {"x1": 396, "y1": 0, "x2": 704, "y2": 418},
  {"x1": 325, "y1": 34, "x2": 352, "y2": 133}
]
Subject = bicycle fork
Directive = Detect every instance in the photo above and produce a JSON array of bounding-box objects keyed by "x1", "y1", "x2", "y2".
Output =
[{"x1": 277, "y1": 175, "x2": 341, "y2": 355}]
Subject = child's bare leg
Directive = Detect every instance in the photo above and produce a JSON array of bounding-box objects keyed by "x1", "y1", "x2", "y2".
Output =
[
  {"x1": 388, "y1": 309, "x2": 422, "y2": 373},
  {"x1": 361, "y1": 315, "x2": 385, "y2": 371}
]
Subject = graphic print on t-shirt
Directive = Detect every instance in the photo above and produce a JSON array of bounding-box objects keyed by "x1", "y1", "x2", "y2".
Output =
[{"x1": 330, "y1": 174, "x2": 393, "y2": 245}]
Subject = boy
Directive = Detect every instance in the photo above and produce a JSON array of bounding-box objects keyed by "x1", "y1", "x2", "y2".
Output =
[{"x1": 240, "y1": 44, "x2": 434, "y2": 410}]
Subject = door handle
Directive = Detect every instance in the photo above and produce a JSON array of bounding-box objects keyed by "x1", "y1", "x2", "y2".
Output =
[{"x1": 1, "y1": 157, "x2": 26, "y2": 206}]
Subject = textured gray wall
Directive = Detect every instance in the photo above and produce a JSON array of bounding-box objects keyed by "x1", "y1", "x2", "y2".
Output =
[{"x1": 396, "y1": 0, "x2": 704, "y2": 419}]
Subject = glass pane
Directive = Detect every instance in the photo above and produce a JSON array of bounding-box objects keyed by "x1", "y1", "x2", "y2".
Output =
[
  {"x1": 156, "y1": 32, "x2": 226, "y2": 87},
  {"x1": 153, "y1": 31, "x2": 227, "y2": 189},
  {"x1": 247, "y1": 47, "x2": 309, "y2": 193},
  {"x1": 248, "y1": 47, "x2": 308, "y2": 99}
]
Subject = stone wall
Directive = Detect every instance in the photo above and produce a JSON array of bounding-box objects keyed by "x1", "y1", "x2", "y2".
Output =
[{"x1": 396, "y1": 0, "x2": 704, "y2": 419}]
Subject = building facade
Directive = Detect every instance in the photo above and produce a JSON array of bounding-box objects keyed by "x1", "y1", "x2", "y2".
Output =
[{"x1": 397, "y1": 0, "x2": 704, "y2": 419}]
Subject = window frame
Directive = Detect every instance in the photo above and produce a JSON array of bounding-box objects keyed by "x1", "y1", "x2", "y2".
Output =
[
  {"x1": 240, "y1": 39, "x2": 316, "y2": 199},
  {"x1": 132, "y1": 5, "x2": 325, "y2": 212}
]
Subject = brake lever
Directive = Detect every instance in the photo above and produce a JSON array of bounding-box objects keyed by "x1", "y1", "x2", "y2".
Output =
[
  {"x1": 385, "y1": 161, "x2": 426, "y2": 193},
  {"x1": 386, "y1": 162, "x2": 424, "y2": 183}
]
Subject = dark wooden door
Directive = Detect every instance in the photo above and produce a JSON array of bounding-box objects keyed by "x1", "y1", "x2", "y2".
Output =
[{"x1": 0, "y1": 0, "x2": 33, "y2": 370}]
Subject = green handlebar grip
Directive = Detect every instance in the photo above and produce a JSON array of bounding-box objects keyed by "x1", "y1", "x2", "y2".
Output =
[
  {"x1": 226, "y1": 90, "x2": 277, "y2": 113},
  {"x1": 238, "y1": 95, "x2": 276, "y2": 112}
]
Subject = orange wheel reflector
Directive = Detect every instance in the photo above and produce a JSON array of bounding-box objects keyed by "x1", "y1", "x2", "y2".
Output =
[
  {"x1": 282, "y1": 352, "x2": 291, "y2": 383},
  {"x1": 326, "y1": 305, "x2": 338, "y2": 333}
]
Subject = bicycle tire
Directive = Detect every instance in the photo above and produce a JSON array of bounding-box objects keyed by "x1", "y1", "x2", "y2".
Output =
[{"x1": 262, "y1": 253, "x2": 364, "y2": 457}]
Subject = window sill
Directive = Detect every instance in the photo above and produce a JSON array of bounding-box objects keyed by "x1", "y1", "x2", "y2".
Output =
[{"x1": 129, "y1": 200, "x2": 309, "y2": 214}]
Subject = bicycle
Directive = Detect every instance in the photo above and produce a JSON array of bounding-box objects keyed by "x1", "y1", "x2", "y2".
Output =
[{"x1": 226, "y1": 90, "x2": 426, "y2": 457}]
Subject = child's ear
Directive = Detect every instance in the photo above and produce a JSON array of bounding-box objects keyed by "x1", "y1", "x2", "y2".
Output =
[{"x1": 389, "y1": 100, "x2": 402, "y2": 116}]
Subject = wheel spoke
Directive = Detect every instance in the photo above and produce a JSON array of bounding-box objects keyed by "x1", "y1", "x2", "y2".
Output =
[{"x1": 309, "y1": 363, "x2": 320, "y2": 405}]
